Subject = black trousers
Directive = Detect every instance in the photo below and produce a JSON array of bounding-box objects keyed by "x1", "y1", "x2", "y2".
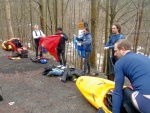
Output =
[
  {"x1": 83, "y1": 52, "x2": 91, "y2": 74},
  {"x1": 57, "y1": 48, "x2": 66, "y2": 66},
  {"x1": 122, "y1": 87, "x2": 141, "y2": 113},
  {"x1": 34, "y1": 38, "x2": 42, "y2": 57}
]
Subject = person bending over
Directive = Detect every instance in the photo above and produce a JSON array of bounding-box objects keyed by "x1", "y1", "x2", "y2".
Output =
[{"x1": 113, "y1": 39, "x2": 150, "y2": 113}]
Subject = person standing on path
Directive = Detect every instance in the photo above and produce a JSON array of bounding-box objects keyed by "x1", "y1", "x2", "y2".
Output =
[
  {"x1": 104, "y1": 24, "x2": 124, "y2": 81},
  {"x1": 32, "y1": 24, "x2": 45, "y2": 58}
]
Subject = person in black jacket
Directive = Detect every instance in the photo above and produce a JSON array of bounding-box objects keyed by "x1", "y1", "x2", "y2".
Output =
[{"x1": 55, "y1": 27, "x2": 68, "y2": 67}]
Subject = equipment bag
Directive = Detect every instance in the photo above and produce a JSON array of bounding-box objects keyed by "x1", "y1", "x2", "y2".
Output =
[{"x1": 20, "y1": 49, "x2": 28, "y2": 58}]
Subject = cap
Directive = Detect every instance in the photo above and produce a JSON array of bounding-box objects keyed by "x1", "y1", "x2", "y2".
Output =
[{"x1": 57, "y1": 27, "x2": 62, "y2": 31}]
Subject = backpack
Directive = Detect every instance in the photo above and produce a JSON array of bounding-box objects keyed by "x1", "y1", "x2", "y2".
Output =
[{"x1": 20, "y1": 49, "x2": 28, "y2": 58}]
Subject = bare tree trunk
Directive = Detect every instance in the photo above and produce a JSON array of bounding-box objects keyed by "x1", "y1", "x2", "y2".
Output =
[
  {"x1": 133, "y1": 0, "x2": 145, "y2": 52},
  {"x1": 40, "y1": 0, "x2": 46, "y2": 33},
  {"x1": 144, "y1": 35, "x2": 149, "y2": 55},
  {"x1": 62, "y1": 0, "x2": 64, "y2": 28},
  {"x1": 5, "y1": 0, "x2": 14, "y2": 39},
  {"x1": 103, "y1": 0, "x2": 110, "y2": 73},
  {"x1": 110, "y1": 0, "x2": 117, "y2": 33},
  {"x1": 47, "y1": 0, "x2": 53, "y2": 34},
  {"x1": 147, "y1": 33, "x2": 150, "y2": 56},
  {"x1": 90, "y1": 0, "x2": 99, "y2": 68},
  {"x1": 54, "y1": 0, "x2": 58, "y2": 31},
  {"x1": 29, "y1": 0, "x2": 34, "y2": 50}
]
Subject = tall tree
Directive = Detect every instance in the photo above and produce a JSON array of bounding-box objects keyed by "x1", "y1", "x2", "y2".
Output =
[
  {"x1": 54, "y1": 0, "x2": 58, "y2": 31},
  {"x1": 110, "y1": 0, "x2": 117, "y2": 31},
  {"x1": 29, "y1": 0, "x2": 34, "y2": 50},
  {"x1": 133, "y1": 0, "x2": 145, "y2": 52},
  {"x1": 40, "y1": 0, "x2": 46, "y2": 33},
  {"x1": 103, "y1": 0, "x2": 110, "y2": 72},
  {"x1": 90, "y1": 0, "x2": 99, "y2": 67},
  {"x1": 5, "y1": 0, "x2": 14, "y2": 39}
]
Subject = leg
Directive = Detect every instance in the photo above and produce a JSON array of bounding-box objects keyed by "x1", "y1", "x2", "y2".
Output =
[
  {"x1": 131, "y1": 91, "x2": 150, "y2": 113},
  {"x1": 57, "y1": 49, "x2": 62, "y2": 65},
  {"x1": 83, "y1": 52, "x2": 91, "y2": 74},
  {"x1": 61, "y1": 49, "x2": 66, "y2": 66},
  {"x1": 122, "y1": 87, "x2": 141, "y2": 113},
  {"x1": 40, "y1": 51, "x2": 43, "y2": 57},
  {"x1": 34, "y1": 38, "x2": 40, "y2": 57},
  {"x1": 86, "y1": 52, "x2": 91, "y2": 74}
]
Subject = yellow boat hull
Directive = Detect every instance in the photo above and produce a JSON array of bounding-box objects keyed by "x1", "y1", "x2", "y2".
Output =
[
  {"x1": 2, "y1": 41, "x2": 12, "y2": 50},
  {"x1": 76, "y1": 76, "x2": 115, "y2": 113}
]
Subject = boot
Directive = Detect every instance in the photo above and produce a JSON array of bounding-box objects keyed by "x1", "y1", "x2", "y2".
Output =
[{"x1": 87, "y1": 66, "x2": 90, "y2": 74}]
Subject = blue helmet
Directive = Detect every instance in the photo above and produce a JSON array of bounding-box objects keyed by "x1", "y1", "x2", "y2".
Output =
[{"x1": 40, "y1": 59, "x2": 47, "y2": 64}]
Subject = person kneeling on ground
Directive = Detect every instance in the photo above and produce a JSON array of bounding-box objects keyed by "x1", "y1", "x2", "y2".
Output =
[{"x1": 112, "y1": 39, "x2": 150, "y2": 113}]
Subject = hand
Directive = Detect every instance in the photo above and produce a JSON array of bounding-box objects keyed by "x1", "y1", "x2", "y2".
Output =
[
  {"x1": 104, "y1": 47, "x2": 109, "y2": 50},
  {"x1": 78, "y1": 42, "x2": 82, "y2": 46},
  {"x1": 73, "y1": 34, "x2": 76, "y2": 37},
  {"x1": 61, "y1": 34, "x2": 64, "y2": 37}
]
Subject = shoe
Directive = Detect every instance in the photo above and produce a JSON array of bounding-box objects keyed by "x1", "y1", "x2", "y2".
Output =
[
  {"x1": 57, "y1": 65, "x2": 63, "y2": 68},
  {"x1": 61, "y1": 66, "x2": 66, "y2": 69}
]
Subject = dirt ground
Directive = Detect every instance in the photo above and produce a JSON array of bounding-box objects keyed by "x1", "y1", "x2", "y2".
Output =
[{"x1": 0, "y1": 48, "x2": 99, "y2": 113}]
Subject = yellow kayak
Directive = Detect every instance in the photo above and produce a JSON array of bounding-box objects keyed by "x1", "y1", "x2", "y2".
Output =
[
  {"x1": 2, "y1": 41, "x2": 12, "y2": 50},
  {"x1": 76, "y1": 76, "x2": 115, "y2": 113}
]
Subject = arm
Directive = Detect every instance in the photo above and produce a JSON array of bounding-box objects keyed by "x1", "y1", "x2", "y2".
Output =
[
  {"x1": 76, "y1": 36, "x2": 83, "y2": 42},
  {"x1": 40, "y1": 30, "x2": 45, "y2": 37},
  {"x1": 62, "y1": 33, "x2": 68, "y2": 41},
  {"x1": 81, "y1": 35, "x2": 92, "y2": 46},
  {"x1": 104, "y1": 36, "x2": 112, "y2": 50},
  {"x1": 107, "y1": 34, "x2": 125, "y2": 49},
  {"x1": 112, "y1": 62, "x2": 125, "y2": 113}
]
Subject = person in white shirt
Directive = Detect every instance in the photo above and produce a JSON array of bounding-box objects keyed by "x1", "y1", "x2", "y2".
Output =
[{"x1": 32, "y1": 24, "x2": 45, "y2": 57}]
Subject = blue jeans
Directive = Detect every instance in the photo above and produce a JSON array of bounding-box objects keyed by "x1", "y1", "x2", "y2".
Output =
[{"x1": 83, "y1": 52, "x2": 91, "y2": 74}]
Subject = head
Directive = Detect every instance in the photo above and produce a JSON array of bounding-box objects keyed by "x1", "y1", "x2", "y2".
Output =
[
  {"x1": 112, "y1": 24, "x2": 121, "y2": 34},
  {"x1": 114, "y1": 39, "x2": 132, "y2": 59},
  {"x1": 57, "y1": 27, "x2": 62, "y2": 34},
  {"x1": 83, "y1": 27, "x2": 89, "y2": 35},
  {"x1": 33, "y1": 24, "x2": 39, "y2": 30}
]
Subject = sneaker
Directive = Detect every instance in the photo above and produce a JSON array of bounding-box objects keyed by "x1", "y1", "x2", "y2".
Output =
[
  {"x1": 61, "y1": 66, "x2": 66, "y2": 69},
  {"x1": 73, "y1": 78, "x2": 77, "y2": 82},
  {"x1": 57, "y1": 65, "x2": 63, "y2": 68}
]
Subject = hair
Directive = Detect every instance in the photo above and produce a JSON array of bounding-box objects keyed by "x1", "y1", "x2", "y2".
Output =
[
  {"x1": 33, "y1": 24, "x2": 38, "y2": 27},
  {"x1": 116, "y1": 39, "x2": 132, "y2": 50},
  {"x1": 84, "y1": 27, "x2": 90, "y2": 32},
  {"x1": 113, "y1": 23, "x2": 121, "y2": 33},
  {"x1": 57, "y1": 27, "x2": 62, "y2": 31}
]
